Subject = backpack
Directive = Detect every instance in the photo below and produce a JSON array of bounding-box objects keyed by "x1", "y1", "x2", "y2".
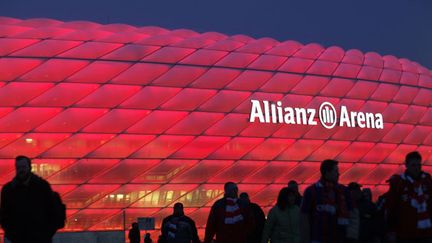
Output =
[{"x1": 52, "y1": 191, "x2": 66, "y2": 230}]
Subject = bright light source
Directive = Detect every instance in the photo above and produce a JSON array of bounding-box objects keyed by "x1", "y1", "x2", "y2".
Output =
[{"x1": 25, "y1": 138, "x2": 33, "y2": 143}]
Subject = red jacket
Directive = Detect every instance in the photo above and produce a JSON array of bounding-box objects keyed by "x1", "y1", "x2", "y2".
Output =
[{"x1": 387, "y1": 172, "x2": 432, "y2": 239}]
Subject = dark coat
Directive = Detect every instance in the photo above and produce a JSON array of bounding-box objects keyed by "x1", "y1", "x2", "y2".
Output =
[
  {"x1": 246, "y1": 203, "x2": 265, "y2": 243},
  {"x1": 204, "y1": 197, "x2": 255, "y2": 243},
  {"x1": 161, "y1": 214, "x2": 200, "y2": 243},
  {"x1": 0, "y1": 173, "x2": 55, "y2": 243}
]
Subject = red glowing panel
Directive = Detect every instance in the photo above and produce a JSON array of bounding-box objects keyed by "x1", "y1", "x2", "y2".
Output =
[
  {"x1": 198, "y1": 90, "x2": 251, "y2": 113},
  {"x1": 152, "y1": 65, "x2": 208, "y2": 87},
  {"x1": 204, "y1": 113, "x2": 249, "y2": 136},
  {"x1": 131, "y1": 135, "x2": 194, "y2": 159},
  {"x1": 0, "y1": 133, "x2": 70, "y2": 158},
  {"x1": 63, "y1": 185, "x2": 120, "y2": 209},
  {"x1": 243, "y1": 161, "x2": 298, "y2": 183},
  {"x1": 35, "y1": 108, "x2": 108, "y2": 132},
  {"x1": 142, "y1": 47, "x2": 195, "y2": 63},
  {"x1": 101, "y1": 44, "x2": 159, "y2": 61},
  {"x1": 90, "y1": 159, "x2": 160, "y2": 184},
  {"x1": 65, "y1": 209, "x2": 120, "y2": 231},
  {"x1": 0, "y1": 38, "x2": 39, "y2": 56},
  {"x1": 0, "y1": 82, "x2": 53, "y2": 106},
  {"x1": 339, "y1": 163, "x2": 377, "y2": 184},
  {"x1": 277, "y1": 140, "x2": 324, "y2": 161},
  {"x1": 27, "y1": 83, "x2": 99, "y2": 107},
  {"x1": 89, "y1": 184, "x2": 161, "y2": 208},
  {"x1": 307, "y1": 141, "x2": 351, "y2": 162},
  {"x1": 75, "y1": 84, "x2": 141, "y2": 108},
  {"x1": 127, "y1": 110, "x2": 187, "y2": 134},
  {"x1": 119, "y1": 86, "x2": 181, "y2": 109},
  {"x1": 167, "y1": 112, "x2": 224, "y2": 135},
  {"x1": 190, "y1": 68, "x2": 241, "y2": 89},
  {"x1": 0, "y1": 159, "x2": 14, "y2": 184},
  {"x1": 279, "y1": 57, "x2": 314, "y2": 73},
  {"x1": 215, "y1": 52, "x2": 259, "y2": 68},
  {"x1": 306, "y1": 60, "x2": 339, "y2": 76},
  {"x1": 320, "y1": 78, "x2": 355, "y2": 97},
  {"x1": 111, "y1": 63, "x2": 171, "y2": 85},
  {"x1": 83, "y1": 109, "x2": 150, "y2": 133},
  {"x1": 88, "y1": 211, "x2": 125, "y2": 231},
  {"x1": 259, "y1": 73, "x2": 303, "y2": 93},
  {"x1": 66, "y1": 61, "x2": 131, "y2": 83},
  {"x1": 88, "y1": 135, "x2": 155, "y2": 158},
  {"x1": 171, "y1": 160, "x2": 233, "y2": 183},
  {"x1": 0, "y1": 107, "x2": 62, "y2": 132},
  {"x1": 43, "y1": 134, "x2": 115, "y2": 158},
  {"x1": 11, "y1": 39, "x2": 82, "y2": 57},
  {"x1": 245, "y1": 139, "x2": 295, "y2": 160},
  {"x1": 131, "y1": 184, "x2": 198, "y2": 208},
  {"x1": 48, "y1": 159, "x2": 118, "y2": 184},
  {"x1": 336, "y1": 142, "x2": 375, "y2": 162},
  {"x1": 209, "y1": 160, "x2": 267, "y2": 183},
  {"x1": 404, "y1": 126, "x2": 432, "y2": 145},
  {"x1": 175, "y1": 184, "x2": 224, "y2": 207},
  {"x1": 209, "y1": 137, "x2": 264, "y2": 160},
  {"x1": 58, "y1": 42, "x2": 123, "y2": 59},
  {"x1": 0, "y1": 133, "x2": 23, "y2": 150},
  {"x1": 360, "y1": 143, "x2": 398, "y2": 163},
  {"x1": 18, "y1": 59, "x2": 89, "y2": 82},
  {"x1": 132, "y1": 159, "x2": 197, "y2": 183},
  {"x1": 248, "y1": 55, "x2": 287, "y2": 71},
  {"x1": 275, "y1": 162, "x2": 320, "y2": 183},
  {"x1": 250, "y1": 184, "x2": 286, "y2": 207},
  {"x1": 180, "y1": 49, "x2": 228, "y2": 66},
  {"x1": 171, "y1": 136, "x2": 230, "y2": 159},
  {"x1": 160, "y1": 88, "x2": 217, "y2": 111}
]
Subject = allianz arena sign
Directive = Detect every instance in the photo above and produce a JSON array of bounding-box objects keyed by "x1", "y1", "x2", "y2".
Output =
[{"x1": 250, "y1": 100, "x2": 384, "y2": 129}]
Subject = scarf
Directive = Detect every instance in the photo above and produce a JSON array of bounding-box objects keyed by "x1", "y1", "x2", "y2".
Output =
[
  {"x1": 224, "y1": 197, "x2": 244, "y2": 224},
  {"x1": 316, "y1": 180, "x2": 350, "y2": 225},
  {"x1": 401, "y1": 172, "x2": 432, "y2": 229}
]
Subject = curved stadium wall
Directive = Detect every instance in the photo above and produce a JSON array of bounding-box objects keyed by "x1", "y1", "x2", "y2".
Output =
[{"x1": 0, "y1": 17, "x2": 431, "y2": 235}]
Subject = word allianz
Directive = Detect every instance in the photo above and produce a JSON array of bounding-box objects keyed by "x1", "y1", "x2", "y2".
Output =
[{"x1": 249, "y1": 100, "x2": 384, "y2": 129}]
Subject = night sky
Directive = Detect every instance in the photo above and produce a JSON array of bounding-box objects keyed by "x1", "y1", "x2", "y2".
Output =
[{"x1": 1, "y1": 0, "x2": 431, "y2": 69}]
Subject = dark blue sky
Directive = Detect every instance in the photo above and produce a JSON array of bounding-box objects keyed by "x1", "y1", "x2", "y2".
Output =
[{"x1": 1, "y1": 0, "x2": 431, "y2": 69}]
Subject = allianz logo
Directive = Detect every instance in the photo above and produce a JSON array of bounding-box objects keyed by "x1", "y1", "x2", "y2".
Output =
[{"x1": 249, "y1": 100, "x2": 384, "y2": 130}]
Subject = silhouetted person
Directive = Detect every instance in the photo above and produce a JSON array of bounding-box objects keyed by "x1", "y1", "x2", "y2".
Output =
[
  {"x1": 239, "y1": 192, "x2": 265, "y2": 243},
  {"x1": 288, "y1": 180, "x2": 303, "y2": 207},
  {"x1": 300, "y1": 159, "x2": 350, "y2": 243},
  {"x1": 261, "y1": 187, "x2": 300, "y2": 243},
  {"x1": 386, "y1": 151, "x2": 432, "y2": 243},
  {"x1": 129, "y1": 222, "x2": 141, "y2": 243},
  {"x1": 161, "y1": 202, "x2": 200, "y2": 243},
  {"x1": 346, "y1": 182, "x2": 361, "y2": 242},
  {"x1": 358, "y1": 188, "x2": 379, "y2": 243},
  {"x1": 204, "y1": 182, "x2": 254, "y2": 243},
  {"x1": 144, "y1": 233, "x2": 153, "y2": 243},
  {"x1": 0, "y1": 155, "x2": 57, "y2": 243}
]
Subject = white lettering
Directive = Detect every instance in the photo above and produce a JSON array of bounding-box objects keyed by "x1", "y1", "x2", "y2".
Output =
[
  {"x1": 249, "y1": 100, "x2": 384, "y2": 130},
  {"x1": 339, "y1": 106, "x2": 351, "y2": 127},
  {"x1": 249, "y1": 100, "x2": 265, "y2": 123},
  {"x1": 307, "y1": 109, "x2": 317, "y2": 125}
]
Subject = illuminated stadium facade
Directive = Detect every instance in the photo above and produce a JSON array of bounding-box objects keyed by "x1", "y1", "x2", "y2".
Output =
[{"x1": 0, "y1": 17, "x2": 431, "y2": 236}]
